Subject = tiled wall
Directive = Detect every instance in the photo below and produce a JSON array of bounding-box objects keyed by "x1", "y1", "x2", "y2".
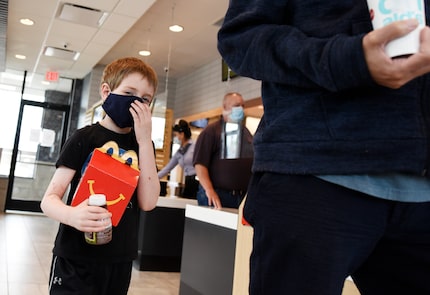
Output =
[
  {"x1": 77, "y1": 65, "x2": 104, "y2": 129},
  {"x1": 173, "y1": 59, "x2": 261, "y2": 119},
  {"x1": 88, "y1": 65, "x2": 104, "y2": 108}
]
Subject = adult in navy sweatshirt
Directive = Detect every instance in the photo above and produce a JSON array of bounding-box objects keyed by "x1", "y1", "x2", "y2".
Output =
[{"x1": 218, "y1": 1, "x2": 430, "y2": 294}]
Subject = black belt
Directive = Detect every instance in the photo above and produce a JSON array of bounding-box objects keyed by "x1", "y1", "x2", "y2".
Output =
[{"x1": 217, "y1": 188, "x2": 246, "y2": 196}]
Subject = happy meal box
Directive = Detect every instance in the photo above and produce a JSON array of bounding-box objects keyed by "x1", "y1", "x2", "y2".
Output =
[{"x1": 71, "y1": 141, "x2": 139, "y2": 226}]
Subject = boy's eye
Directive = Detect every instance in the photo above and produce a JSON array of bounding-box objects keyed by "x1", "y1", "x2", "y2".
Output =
[
  {"x1": 141, "y1": 97, "x2": 151, "y2": 105},
  {"x1": 133, "y1": 96, "x2": 151, "y2": 105}
]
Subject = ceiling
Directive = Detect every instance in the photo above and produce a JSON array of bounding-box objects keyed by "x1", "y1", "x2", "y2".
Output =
[{"x1": 2, "y1": 0, "x2": 230, "y2": 92}]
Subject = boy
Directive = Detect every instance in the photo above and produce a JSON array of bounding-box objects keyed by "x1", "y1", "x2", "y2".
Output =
[{"x1": 41, "y1": 57, "x2": 160, "y2": 294}]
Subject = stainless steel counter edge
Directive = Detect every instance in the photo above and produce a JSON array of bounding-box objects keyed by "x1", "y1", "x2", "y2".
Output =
[{"x1": 184, "y1": 204, "x2": 239, "y2": 230}]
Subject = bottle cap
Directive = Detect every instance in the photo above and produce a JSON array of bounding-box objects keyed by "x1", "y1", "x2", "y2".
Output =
[{"x1": 88, "y1": 194, "x2": 107, "y2": 206}]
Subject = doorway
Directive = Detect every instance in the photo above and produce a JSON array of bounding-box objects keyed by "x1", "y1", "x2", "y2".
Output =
[{"x1": 5, "y1": 99, "x2": 70, "y2": 212}]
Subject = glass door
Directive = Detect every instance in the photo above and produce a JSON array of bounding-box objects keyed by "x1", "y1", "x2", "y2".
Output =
[{"x1": 5, "y1": 100, "x2": 70, "y2": 212}]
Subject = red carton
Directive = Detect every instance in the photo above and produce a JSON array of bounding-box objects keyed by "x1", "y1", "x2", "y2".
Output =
[{"x1": 71, "y1": 141, "x2": 139, "y2": 226}]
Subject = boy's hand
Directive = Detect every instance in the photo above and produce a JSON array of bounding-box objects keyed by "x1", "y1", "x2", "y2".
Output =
[
  {"x1": 130, "y1": 100, "x2": 152, "y2": 144},
  {"x1": 68, "y1": 199, "x2": 112, "y2": 232},
  {"x1": 363, "y1": 19, "x2": 430, "y2": 89}
]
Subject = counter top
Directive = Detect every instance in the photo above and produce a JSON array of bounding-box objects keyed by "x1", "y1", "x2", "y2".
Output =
[
  {"x1": 156, "y1": 196, "x2": 197, "y2": 209},
  {"x1": 185, "y1": 204, "x2": 238, "y2": 230}
]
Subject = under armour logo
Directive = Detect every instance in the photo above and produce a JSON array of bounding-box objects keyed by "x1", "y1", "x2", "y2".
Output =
[{"x1": 53, "y1": 276, "x2": 62, "y2": 285}]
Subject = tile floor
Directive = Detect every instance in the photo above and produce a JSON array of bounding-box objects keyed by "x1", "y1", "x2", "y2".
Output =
[
  {"x1": 0, "y1": 211, "x2": 362, "y2": 295},
  {"x1": 0, "y1": 212, "x2": 180, "y2": 295}
]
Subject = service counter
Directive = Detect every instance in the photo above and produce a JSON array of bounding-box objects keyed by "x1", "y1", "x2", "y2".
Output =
[
  {"x1": 178, "y1": 201, "x2": 360, "y2": 295},
  {"x1": 137, "y1": 197, "x2": 360, "y2": 294},
  {"x1": 135, "y1": 196, "x2": 197, "y2": 272},
  {"x1": 179, "y1": 204, "x2": 239, "y2": 295}
]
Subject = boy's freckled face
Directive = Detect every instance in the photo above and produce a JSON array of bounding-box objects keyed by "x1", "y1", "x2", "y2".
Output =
[{"x1": 113, "y1": 72, "x2": 155, "y2": 103}]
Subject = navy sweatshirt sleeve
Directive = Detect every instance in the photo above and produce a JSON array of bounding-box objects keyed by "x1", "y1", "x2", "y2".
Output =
[{"x1": 217, "y1": 0, "x2": 375, "y2": 92}]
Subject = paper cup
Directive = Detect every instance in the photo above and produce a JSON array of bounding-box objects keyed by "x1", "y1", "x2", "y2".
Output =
[
  {"x1": 367, "y1": 0, "x2": 426, "y2": 57},
  {"x1": 168, "y1": 181, "x2": 178, "y2": 197}
]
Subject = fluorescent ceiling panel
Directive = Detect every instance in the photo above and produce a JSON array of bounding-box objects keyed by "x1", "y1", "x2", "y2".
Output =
[{"x1": 43, "y1": 46, "x2": 80, "y2": 61}]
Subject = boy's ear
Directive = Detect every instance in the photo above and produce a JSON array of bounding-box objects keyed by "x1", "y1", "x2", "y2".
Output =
[{"x1": 100, "y1": 83, "x2": 111, "y2": 101}]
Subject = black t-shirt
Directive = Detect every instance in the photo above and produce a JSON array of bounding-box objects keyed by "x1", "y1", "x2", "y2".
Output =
[
  {"x1": 193, "y1": 119, "x2": 254, "y2": 191},
  {"x1": 53, "y1": 123, "x2": 141, "y2": 263}
]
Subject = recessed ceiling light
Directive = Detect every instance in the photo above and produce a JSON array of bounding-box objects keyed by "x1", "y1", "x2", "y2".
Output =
[
  {"x1": 15, "y1": 54, "x2": 26, "y2": 60},
  {"x1": 139, "y1": 50, "x2": 151, "y2": 56},
  {"x1": 169, "y1": 24, "x2": 184, "y2": 32},
  {"x1": 41, "y1": 81, "x2": 50, "y2": 85},
  {"x1": 20, "y1": 18, "x2": 34, "y2": 26}
]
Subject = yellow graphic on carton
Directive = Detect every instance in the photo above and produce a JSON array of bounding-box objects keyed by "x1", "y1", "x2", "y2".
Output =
[{"x1": 87, "y1": 179, "x2": 127, "y2": 206}]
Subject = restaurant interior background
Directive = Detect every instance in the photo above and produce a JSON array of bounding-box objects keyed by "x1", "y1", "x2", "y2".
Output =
[
  {"x1": 0, "y1": 0, "x2": 263, "y2": 212},
  {"x1": 0, "y1": 2, "x2": 364, "y2": 294}
]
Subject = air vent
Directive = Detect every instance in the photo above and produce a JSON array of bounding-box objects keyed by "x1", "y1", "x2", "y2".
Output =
[
  {"x1": 43, "y1": 46, "x2": 80, "y2": 61},
  {"x1": 58, "y1": 3, "x2": 108, "y2": 27}
]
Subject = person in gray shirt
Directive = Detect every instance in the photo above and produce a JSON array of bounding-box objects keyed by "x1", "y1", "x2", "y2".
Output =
[{"x1": 158, "y1": 120, "x2": 198, "y2": 199}]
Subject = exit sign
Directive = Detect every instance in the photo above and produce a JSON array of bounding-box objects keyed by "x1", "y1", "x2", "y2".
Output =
[{"x1": 45, "y1": 71, "x2": 59, "y2": 82}]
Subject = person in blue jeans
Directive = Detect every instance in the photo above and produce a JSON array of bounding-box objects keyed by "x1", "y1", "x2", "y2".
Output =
[
  {"x1": 218, "y1": 1, "x2": 430, "y2": 294},
  {"x1": 193, "y1": 92, "x2": 253, "y2": 209}
]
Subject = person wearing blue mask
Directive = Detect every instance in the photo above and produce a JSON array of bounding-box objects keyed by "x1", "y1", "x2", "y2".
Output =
[
  {"x1": 193, "y1": 92, "x2": 254, "y2": 209},
  {"x1": 158, "y1": 119, "x2": 199, "y2": 199},
  {"x1": 40, "y1": 57, "x2": 160, "y2": 295}
]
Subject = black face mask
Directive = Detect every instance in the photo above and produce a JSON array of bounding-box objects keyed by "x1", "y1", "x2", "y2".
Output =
[{"x1": 102, "y1": 93, "x2": 143, "y2": 128}]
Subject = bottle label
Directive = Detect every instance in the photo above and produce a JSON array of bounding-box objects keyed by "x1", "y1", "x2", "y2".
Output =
[
  {"x1": 85, "y1": 225, "x2": 112, "y2": 245},
  {"x1": 84, "y1": 194, "x2": 112, "y2": 245}
]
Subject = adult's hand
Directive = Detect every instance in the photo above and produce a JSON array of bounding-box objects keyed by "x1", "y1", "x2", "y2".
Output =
[
  {"x1": 205, "y1": 188, "x2": 222, "y2": 209},
  {"x1": 194, "y1": 164, "x2": 223, "y2": 209},
  {"x1": 363, "y1": 19, "x2": 430, "y2": 89}
]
